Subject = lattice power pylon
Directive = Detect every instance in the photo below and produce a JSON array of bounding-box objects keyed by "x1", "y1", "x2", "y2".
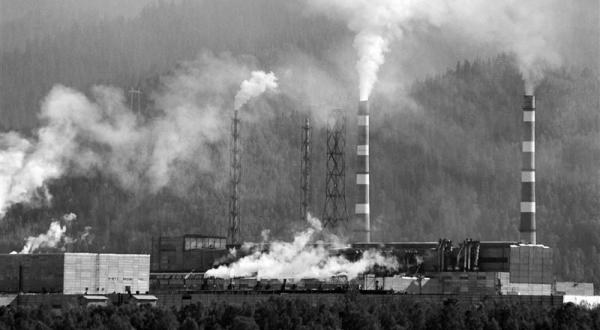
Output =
[
  {"x1": 228, "y1": 110, "x2": 241, "y2": 245},
  {"x1": 322, "y1": 110, "x2": 349, "y2": 229},
  {"x1": 128, "y1": 88, "x2": 142, "y2": 114},
  {"x1": 300, "y1": 117, "x2": 312, "y2": 221}
]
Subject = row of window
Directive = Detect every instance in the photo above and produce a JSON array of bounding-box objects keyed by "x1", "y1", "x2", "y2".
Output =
[{"x1": 184, "y1": 237, "x2": 226, "y2": 250}]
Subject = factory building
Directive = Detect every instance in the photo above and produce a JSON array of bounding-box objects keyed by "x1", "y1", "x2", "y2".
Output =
[
  {"x1": 0, "y1": 89, "x2": 595, "y2": 308},
  {"x1": 354, "y1": 241, "x2": 555, "y2": 295},
  {"x1": 0, "y1": 253, "x2": 150, "y2": 295},
  {"x1": 151, "y1": 235, "x2": 228, "y2": 272}
]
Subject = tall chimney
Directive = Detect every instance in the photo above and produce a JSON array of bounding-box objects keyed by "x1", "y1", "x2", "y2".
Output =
[
  {"x1": 356, "y1": 100, "x2": 370, "y2": 242},
  {"x1": 520, "y1": 95, "x2": 536, "y2": 244}
]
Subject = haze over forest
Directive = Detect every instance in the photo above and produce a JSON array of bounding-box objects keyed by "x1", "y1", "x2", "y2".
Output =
[{"x1": 0, "y1": 0, "x2": 599, "y2": 286}]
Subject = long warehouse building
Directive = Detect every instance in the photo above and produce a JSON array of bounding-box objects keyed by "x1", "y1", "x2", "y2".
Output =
[{"x1": 0, "y1": 253, "x2": 150, "y2": 295}]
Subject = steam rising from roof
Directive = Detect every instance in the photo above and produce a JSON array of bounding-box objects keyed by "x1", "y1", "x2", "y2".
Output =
[
  {"x1": 205, "y1": 214, "x2": 398, "y2": 280},
  {"x1": 17, "y1": 213, "x2": 77, "y2": 254}
]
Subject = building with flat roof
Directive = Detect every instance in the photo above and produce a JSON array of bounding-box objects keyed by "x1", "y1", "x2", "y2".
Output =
[{"x1": 0, "y1": 253, "x2": 150, "y2": 294}]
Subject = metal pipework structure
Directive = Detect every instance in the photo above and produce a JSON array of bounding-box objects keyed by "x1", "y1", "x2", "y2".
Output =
[
  {"x1": 520, "y1": 95, "x2": 536, "y2": 244},
  {"x1": 228, "y1": 109, "x2": 241, "y2": 245},
  {"x1": 356, "y1": 100, "x2": 370, "y2": 242}
]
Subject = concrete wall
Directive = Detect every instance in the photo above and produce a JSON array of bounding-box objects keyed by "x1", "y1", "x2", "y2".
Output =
[
  {"x1": 556, "y1": 282, "x2": 594, "y2": 296},
  {"x1": 509, "y1": 245, "x2": 553, "y2": 284},
  {"x1": 498, "y1": 272, "x2": 552, "y2": 295},
  {"x1": 63, "y1": 253, "x2": 150, "y2": 294}
]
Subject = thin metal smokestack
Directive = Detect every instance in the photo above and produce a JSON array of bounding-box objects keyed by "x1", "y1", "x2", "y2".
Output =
[
  {"x1": 356, "y1": 100, "x2": 370, "y2": 242},
  {"x1": 520, "y1": 95, "x2": 536, "y2": 244}
]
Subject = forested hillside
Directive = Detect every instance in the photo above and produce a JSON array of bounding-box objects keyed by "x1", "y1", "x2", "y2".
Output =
[
  {"x1": 1, "y1": 0, "x2": 599, "y2": 287},
  {"x1": 0, "y1": 0, "x2": 346, "y2": 129}
]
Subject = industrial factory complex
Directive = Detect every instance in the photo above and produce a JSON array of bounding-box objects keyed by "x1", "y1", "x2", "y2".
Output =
[{"x1": 0, "y1": 94, "x2": 597, "y2": 309}]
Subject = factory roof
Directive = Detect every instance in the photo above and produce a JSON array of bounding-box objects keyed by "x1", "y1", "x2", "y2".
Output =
[
  {"x1": 0, "y1": 294, "x2": 16, "y2": 307},
  {"x1": 132, "y1": 295, "x2": 157, "y2": 301},
  {"x1": 81, "y1": 295, "x2": 108, "y2": 301},
  {"x1": 183, "y1": 234, "x2": 227, "y2": 239},
  {"x1": 0, "y1": 252, "x2": 150, "y2": 257}
]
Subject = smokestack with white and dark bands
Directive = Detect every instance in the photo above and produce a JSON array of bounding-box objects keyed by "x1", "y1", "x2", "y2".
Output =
[
  {"x1": 356, "y1": 100, "x2": 370, "y2": 242},
  {"x1": 520, "y1": 95, "x2": 536, "y2": 244}
]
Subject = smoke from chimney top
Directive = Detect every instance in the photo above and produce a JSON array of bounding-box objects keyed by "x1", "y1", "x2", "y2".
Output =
[
  {"x1": 305, "y1": 0, "x2": 580, "y2": 96},
  {"x1": 234, "y1": 71, "x2": 278, "y2": 110},
  {"x1": 0, "y1": 53, "x2": 272, "y2": 218}
]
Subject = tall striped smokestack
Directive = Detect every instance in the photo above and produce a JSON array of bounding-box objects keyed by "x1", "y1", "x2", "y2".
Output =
[
  {"x1": 356, "y1": 100, "x2": 370, "y2": 242},
  {"x1": 520, "y1": 95, "x2": 536, "y2": 244}
]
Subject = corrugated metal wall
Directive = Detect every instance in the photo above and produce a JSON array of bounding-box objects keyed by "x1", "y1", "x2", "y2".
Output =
[
  {"x1": 509, "y1": 245, "x2": 553, "y2": 284},
  {"x1": 0, "y1": 254, "x2": 64, "y2": 293}
]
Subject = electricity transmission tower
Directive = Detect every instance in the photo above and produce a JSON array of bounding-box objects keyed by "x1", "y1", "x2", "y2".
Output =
[
  {"x1": 128, "y1": 88, "x2": 142, "y2": 113},
  {"x1": 322, "y1": 110, "x2": 348, "y2": 229},
  {"x1": 228, "y1": 110, "x2": 241, "y2": 245},
  {"x1": 300, "y1": 117, "x2": 312, "y2": 221}
]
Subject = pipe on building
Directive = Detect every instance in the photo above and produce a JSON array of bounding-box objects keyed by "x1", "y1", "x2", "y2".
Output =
[
  {"x1": 520, "y1": 95, "x2": 536, "y2": 244},
  {"x1": 356, "y1": 100, "x2": 370, "y2": 242}
]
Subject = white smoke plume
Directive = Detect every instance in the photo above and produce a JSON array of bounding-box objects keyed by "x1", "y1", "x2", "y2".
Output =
[
  {"x1": 305, "y1": 0, "x2": 440, "y2": 101},
  {"x1": 0, "y1": 53, "x2": 276, "y2": 217},
  {"x1": 234, "y1": 71, "x2": 278, "y2": 110},
  {"x1": 440, "y1": 0, "x2": 565, "y2": 93},
  {"x1": 306, "y1": 0, "x2": 578, "y2": 97},
  {"x1": 260, "y1": 229, "x2": 271, "y2": 242},
  {"x1": 0, "y1": 123, "x2": 76, "y2": 217},
  {"x1": 17, "y1": 213, "x2": 77, "y2": 254},
  {"x1": 205, "y1": 214, "x2": 398, "y2": 280}
]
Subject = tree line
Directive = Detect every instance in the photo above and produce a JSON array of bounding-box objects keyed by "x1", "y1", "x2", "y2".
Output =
[{"x1": 0, "y1": 296, "x2": 599, "y2": 330}]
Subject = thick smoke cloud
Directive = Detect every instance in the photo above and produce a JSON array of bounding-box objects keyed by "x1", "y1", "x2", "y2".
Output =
[
  {"x1": 234, "y1": 71, "x2": 278, "y2": 110},
  {"x1": 305, "y1": 0, "x2": 591, "y2": 96},
  {"x1": 206, "y1": 214, "x2": 398, "y2": 280},
  {"x1": 16, "y1": 213, "x2": 77, "y2": 254},
  {"x1": 440, "y1": 0, "x2": 565, "y2": 93},
  {"x1": 275, "y1": 50, "x2": 355, "y2": 123},
  {"x1": 305, "y1": 0, "x2": 444, "y2": 100},
  {"x1": 0, "y1": 53, "x2": 279, "y2": 217}
]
